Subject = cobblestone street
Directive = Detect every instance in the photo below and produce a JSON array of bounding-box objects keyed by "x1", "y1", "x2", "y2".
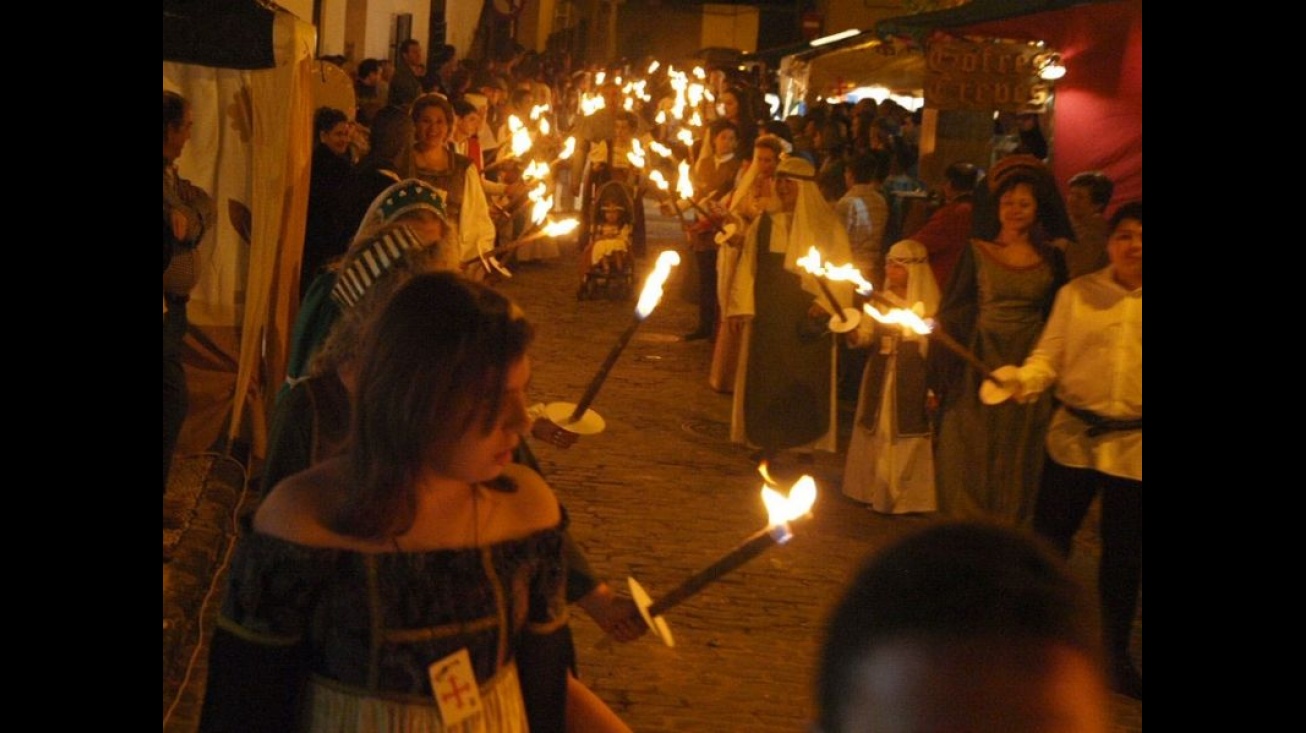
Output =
[{"x1": 163, "y1": 201, "x2": 1142, "y2": 731}]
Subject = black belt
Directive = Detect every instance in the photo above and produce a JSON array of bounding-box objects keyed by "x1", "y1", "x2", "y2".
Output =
[
  {"x1": 1064, "y1": 405, "x2": 1141, "y2": 437},
  {"x1": 163, "y1": 293, "x2": 190, "y2": 306}
]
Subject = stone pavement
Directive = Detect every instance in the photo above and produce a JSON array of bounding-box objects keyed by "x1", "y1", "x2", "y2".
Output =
[{"x1": 162, "y1": 200, "x2": 1142, "y2": 731}]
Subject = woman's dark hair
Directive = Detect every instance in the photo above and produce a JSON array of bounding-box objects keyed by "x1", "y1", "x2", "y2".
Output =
[
  {"x1": 411, "y1": 93, "x2": 455, "y2": 126},
  {"x1": 972, "y1": 159, "x2": 1074, "y2": 244},
  {"x1": 987, "y1": 171, "x2": 1062, "y2": 250},
  {"x1": 315, "y1": 106, "x2": 349, "y2": 136},
  {"x1": 338, "y1": 272, "x2": 533, "y2": 540},
  {"x1": 163, "y1": 90, "x2": 188, "y2": 146}
]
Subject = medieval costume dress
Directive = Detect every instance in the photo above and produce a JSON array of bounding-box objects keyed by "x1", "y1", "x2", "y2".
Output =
[
  {"x1": 842, "y1": 240, "x2": 941, "y2": 513},
  {"x1": 198, "y1": 510, "x2": 572, "y2": 733},
  {"x1": 932, "y1": 241, "x2": 1065, "y2": 523},
  {"x1": 410, "y1": 149, "x2": 497, "y2": 267},
  {"x1": 725, "y1": 157, "x2": 852, "y2": 455}
]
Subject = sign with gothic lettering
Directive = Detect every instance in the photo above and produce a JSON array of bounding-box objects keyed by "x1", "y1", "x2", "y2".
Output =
[{"x1": 924, "y1": 38, "x2": 1051, "y2": 113}]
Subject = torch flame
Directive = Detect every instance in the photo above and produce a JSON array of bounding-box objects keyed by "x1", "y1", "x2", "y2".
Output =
[
  {"x1": 542, "y1": 218, "x2": 580, "y2": 236},
  {"x1": 655, "y1": 110, "x2": 667, "y2": 125},
  {"x1": 692, "y1": 66, "x2": 706, "y2": 79},
  {"x1": 527, "y1": 182, "x2": 551, "y2": 225},
  {"x1": 511, "y1": 128, "x2": 533, "y2": 159},
  {"x1": 648, "y1": 60, "x2": 660, "y2": 74},
  {"x1": 675, "y1": 160, "x2": 694, "y2": 200},
  {"x1": 688, "y1": 83, "x2": 704, "y2": 106},
  {"x1": 581, "y1": 94, "x2": 605, "y2": 116},
  {"x1": 529, "y1": 104, "x2": 550, "y2": 120},
  {"x1": 761, "y1": 475, "x2": 817, "y2": 527},
  {"x1": 559, "y1": 136, "x2": 576, "y2": 160},
  {"x1": 627, "y1": 139, "x2": 646, "y2": 168},
  {"x1": 649, "y1": 140, "x2": 673, "y2": 158},
  {"x1": 538, "y1": 118, "x2": 551, "y2": 135},
  {"x1": 522, "y1": 160, "x2": 551, "y2": 181},
  {"x1": 648, "y1": 169, "x2": 669, "y2": 191},
  {"x1": 689, "y1": 111, "x2": 703, "y2": 127},
  {"x1": 595, "y1": 71, "x2": 606, "y2": 85},
  {"x1": 795, "y1": 247, "x2": 874, "y2": 295},
  {"x1": 676, "y1": 129, "x2": 694, "y2": 147},
  {"x1": 863, "y1": 303, "x2": 933, "y2": 335},
  {"x1": 623, "y1": 97, "x2": 635, "y2": 111},
  {"x1": 635, "y1": 250, "x2": 682, "y2": 319}
]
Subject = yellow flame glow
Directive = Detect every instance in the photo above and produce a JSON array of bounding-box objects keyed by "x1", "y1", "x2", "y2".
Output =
[
  {"x1": 623, "y1": 97, "x2": 634, "y2": 111},
  {"x1": 635, "y1": 250, "x2": 682, "y2": 319},
  {"x1": 511, "y1": 129, "x2": 533, "y2": 158},
  {"x1": 689, "y1": 111, "x2": 703, "y2": 127},
  {"x1": 676, "y1": 129, "x2": 694, "y2": 147},
  {"x1": 526, "y1": 182, "x2": 551, "y2": 224},
  {"x1": 863, "y1": 304, "x2": 933, "y2": 335},
  {"x1": 559, "y1": 137, "x2": 576, "y2": 160},
  {"x1": 581, "y1": 94, "x2": 605, "y2": 116},
  {"x1": 655, "y1": 110, "x2": 667, "y2": 125},
  {"x1": 538, "y1": 118, "x2": 551, "y2": 136},
  {"x1": 795, "y1": 247, "x2": 875, "y2": 294},
  {"x1": 508, "y1": 115, "x2": 524, "y2": 133},
  {"x1": 648, "y1": 141, "x2": 673, "y2": 158},
  {"x1": 648, "y1": 60, "x2": 660, "y2": 74},
  {"x1": 542, "y1": 218, "x2": 580, "y2": 236},
  {"x1": 692, "y1": 66, "x2": 705, "y2": 79},
  {"x1": 529, "y1": 104, "x2": 550, "y2": 120},
  {"x1": 595, "y1": 71, "x2": 606, "y2": 85},
  {"x1": 688, "y1": 83, "x2": 704, "y2": 106},
  {"x1": 522, "y1": 160, "x2": 551, "y2": 181},
  {"x1": 761, "y1": 475, "x2": 818, "y2": 526},
  {"x1": 676, "y1": 160, "x2": 694, "y2": 200},
  {"x1": 648, "y1": 170, "x2": 670, "y2": 191}
]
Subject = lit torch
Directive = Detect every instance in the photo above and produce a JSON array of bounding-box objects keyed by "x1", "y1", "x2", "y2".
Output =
[
  {"x1": 557, "y1": 136, "x2": 576, "y2": 162},
  {"x1": 462, "y1": 184, "x2": 577, "y2": 270},
  {"x1": 862, "y1": 299, "x2": 1012, "y2": 403},
  {"x1": 795, "y1": 247, "x2": 864, "y2": 333},
  {"x1": 628, "y1": 472, "x2": 819, "y2": 647},
  {"x1": 546, "y1": 251, "x2": 683, "y2": 434}
]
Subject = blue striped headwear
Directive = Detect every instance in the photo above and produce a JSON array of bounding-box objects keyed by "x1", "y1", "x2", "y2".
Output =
[{"x1": 330, "y1": 225, "x2": 428, "y2": 309}]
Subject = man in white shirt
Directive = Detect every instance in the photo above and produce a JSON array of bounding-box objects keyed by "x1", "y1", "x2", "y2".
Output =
[{"x1": 993, "y1": 200, "x2": 1142, "y2": 700}]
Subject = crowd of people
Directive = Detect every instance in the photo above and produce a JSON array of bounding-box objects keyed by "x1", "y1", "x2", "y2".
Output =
[{"x1": 164, "y1": 40, "x2": 1141, "y2": 731}]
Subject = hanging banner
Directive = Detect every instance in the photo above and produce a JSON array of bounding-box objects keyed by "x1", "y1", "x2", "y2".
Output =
[{"x1": 924, "y1": 38, "x2": 1051, "y2": 113}]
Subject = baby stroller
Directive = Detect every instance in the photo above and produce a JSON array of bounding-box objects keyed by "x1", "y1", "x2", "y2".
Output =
[{"x1": 577, "y1": 181, "x2": 636, "y2": 301}]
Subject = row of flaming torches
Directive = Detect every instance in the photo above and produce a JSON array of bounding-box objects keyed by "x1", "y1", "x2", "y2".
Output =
[
  {"x1": 497, "y1": 61, "x2": 1011, "y2": 645},
  {"x1": 461, "y1": 81, "x2": 808, "y2": 646},
  {"x1": 468, "y1": 60, "x2": 722, "y2": 275},
  {"x1": 541, "y1": 249, "x2": 818, "y2": 647},
  {"x1": 540, "y1": 239, "x2": 1012, "y2": 646},
  {"x1": 464, "y1": 105, "x2": 580, "y2": 274}
]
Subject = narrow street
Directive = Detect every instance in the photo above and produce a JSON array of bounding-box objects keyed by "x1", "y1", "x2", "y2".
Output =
[{"x1": 163, "y1": 200, "x2": 1142, "y2": 731}]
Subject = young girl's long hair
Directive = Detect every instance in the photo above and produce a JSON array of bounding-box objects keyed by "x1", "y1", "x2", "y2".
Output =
[{"x1": 335, "y1": 272, "x2": 534, "y2": 539}]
